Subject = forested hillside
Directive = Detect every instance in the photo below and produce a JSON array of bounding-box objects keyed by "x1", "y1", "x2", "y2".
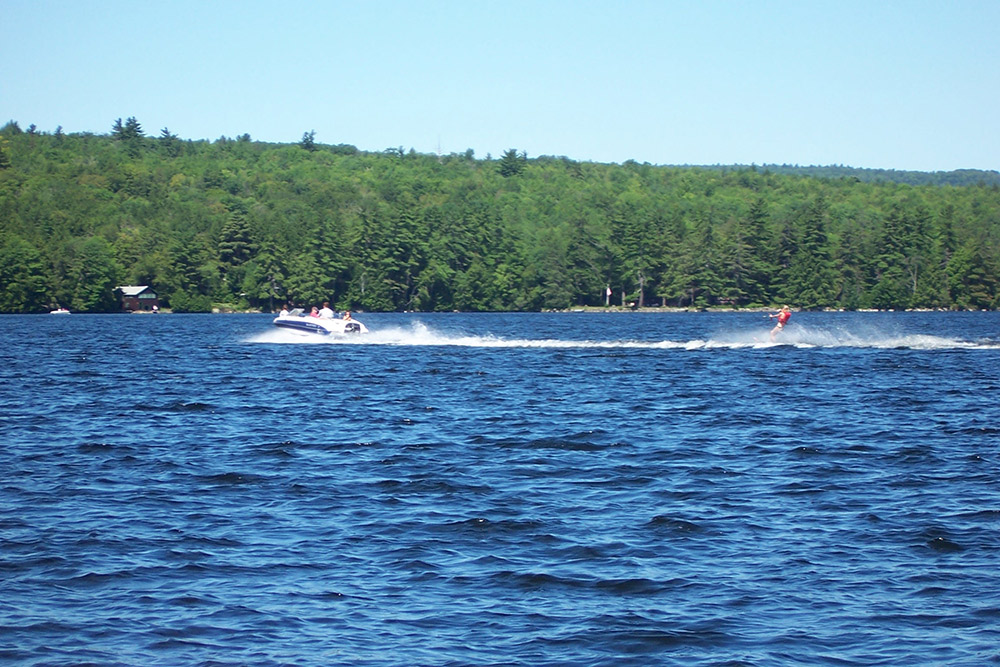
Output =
[
  {"x1": 694, "y1": 164, "x2": 1000, "y2": 187},
  {"x1": 1, "y1": 119, "x2": 998, "y2": 313}
]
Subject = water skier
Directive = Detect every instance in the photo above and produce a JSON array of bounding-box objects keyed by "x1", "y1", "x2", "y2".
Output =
[{"x1": 768, "y1": 305, "x2": 792, "y2": 341}]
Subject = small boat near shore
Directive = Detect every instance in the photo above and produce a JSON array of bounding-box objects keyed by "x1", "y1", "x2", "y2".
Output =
[
  {"x1": 272, "y1": 309, "x2": 368, "y2": 336},
  {"x1": 50, "y1": 308, "x2": 71, "y2": 314}
]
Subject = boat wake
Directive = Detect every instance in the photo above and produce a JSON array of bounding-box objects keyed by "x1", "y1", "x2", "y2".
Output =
[
  {"x1": 246, "y1": 321, "x2": 1000, "y2": 351},
  {"x1": 697, "y1": 326, "x2": 998, "y2": 350}
]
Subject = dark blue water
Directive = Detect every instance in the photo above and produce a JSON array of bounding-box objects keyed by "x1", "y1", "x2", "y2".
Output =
[{"x1": 2, "y1": 311, "x2": 999, "y2": 666}]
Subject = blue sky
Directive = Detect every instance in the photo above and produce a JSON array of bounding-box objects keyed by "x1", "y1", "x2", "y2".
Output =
[{"x1": 3, "y1": 0, "x2": 998, "y2": 171}]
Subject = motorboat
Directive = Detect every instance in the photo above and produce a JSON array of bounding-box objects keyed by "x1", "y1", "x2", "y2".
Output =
[
  {"x1": 50, "y1": 308, "x2": 71, "y2": 314},
  {"x1": 272, "y1": 309, "x2": 369, "y2": 336}
]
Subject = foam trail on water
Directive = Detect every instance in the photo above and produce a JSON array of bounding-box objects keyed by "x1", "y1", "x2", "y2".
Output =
[
  {"x1": 247, "y1": 323, "x2": 688, "y2": 349},
  {"x1": 246, "y1": 320, "x2": 1000, "y2": 350},
  {"x1": 364, "y1": 322, "x2": 688, "y2": 349},
  {"x1": 713, "y1": 323, "x2": 999, "y2": 350}
]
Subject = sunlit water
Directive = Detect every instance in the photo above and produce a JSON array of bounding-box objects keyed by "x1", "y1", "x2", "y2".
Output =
[{"x1": 2, "y1": 311, "x2": 999, "y2": 666}]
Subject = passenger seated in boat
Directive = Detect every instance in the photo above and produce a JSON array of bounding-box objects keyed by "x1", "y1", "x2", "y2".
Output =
[{"x1": 309, "y1": 306, "x2": 320, "y2": 317}]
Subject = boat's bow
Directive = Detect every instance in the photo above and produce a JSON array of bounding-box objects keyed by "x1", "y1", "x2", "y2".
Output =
[{"x1": 272, "y1": 310, "x2": 368, "y2": 336}]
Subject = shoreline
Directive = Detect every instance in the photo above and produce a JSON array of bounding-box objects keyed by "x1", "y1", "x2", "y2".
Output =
[
  {"x1": 543, "y1": 306, "x2": 975, "y2": 314},
  {"x1": 209, "y1": 306, "x2": 991, "y2": 314},
  {"x1": 20, "y1": 306, "x2": 986, "y2": 315}
]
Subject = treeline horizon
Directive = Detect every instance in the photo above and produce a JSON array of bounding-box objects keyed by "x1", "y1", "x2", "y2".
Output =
[{"x1": 1, "y1": 118, "x2": 998, "y2": 313}]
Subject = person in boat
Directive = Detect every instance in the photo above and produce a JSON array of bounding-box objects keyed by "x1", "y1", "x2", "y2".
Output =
[
  {"x1": 279, "y1": 304, "x2": 289, "y2": 317},
  {"x1": 342, "y1": 311, "x2": 353, "y2": 321},
  {"x1": 768, "y1": 305, "x2": 792, "y2": 341},
  {"x1": 308, "y1": 306, "x2": 320, "y2": 318},
  {"x1": 319, "y1": 301, "x2": 334, "y2": 319}
]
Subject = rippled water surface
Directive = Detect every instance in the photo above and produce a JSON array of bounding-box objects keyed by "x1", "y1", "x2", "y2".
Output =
[{"x1": 2, "y1": 311, "x2": 1000, "y2": 666}]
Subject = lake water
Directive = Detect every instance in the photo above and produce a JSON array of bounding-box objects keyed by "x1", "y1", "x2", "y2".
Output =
[{"x1": 2, "y1": 311, "x2": 999, "y2": 666}]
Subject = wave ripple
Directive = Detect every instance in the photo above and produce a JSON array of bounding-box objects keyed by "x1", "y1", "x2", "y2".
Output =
[{"x1": 2, "y1": 311, "x2": 999, "y2": 665}]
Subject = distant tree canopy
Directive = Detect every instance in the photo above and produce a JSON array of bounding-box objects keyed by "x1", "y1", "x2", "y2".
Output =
[
  {"x1": 299, "y1": 130, "x2": 316, "y2": 152},
  {"x1": 1, "y1": 119, "x2": 998, "y2": 313},
  {"x1": 498, "y1": 148, "x2": 527, "y2": 177}
]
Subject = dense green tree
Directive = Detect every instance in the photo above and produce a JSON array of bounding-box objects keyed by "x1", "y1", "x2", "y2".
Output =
[
  {"x1": 563, "y1": 215, "x2": 607, "y2": 306},
  {"x1": 948, "y1": 241, "x2": 998, "y2": 309},
  {"x1": 731, "y1": 197, "x2": 774, "y2": 305},
  {"x1": 169, "y1": 289, "x2": 213, "y2": 312},
  {"x1": 110, "y1": 117, "x2": 145, "y2": 158},
  {"x1": 0, "y1": 236, "x2": 48, "y2": 312},
  {"x1": 64, "y1": 237, "x2": 122, "y2": 312},
  {"x1": 159, "y1": 127, "x2": 181, "y2": 157},
  {"x1": 218, "y1": 211, "x2": 256, "y2": 264},
  {"x1": 300, "y1": 130, "x2": 316, "y2": 152},
  {"x1": 123, "y1": 117, "x2": 143, "y2": 139},
  {"x1": 217, "y1": 211, "x2": 258, "y2": 303},
  {"x1": 661, "y1": 215, "x2": 722, "y2": 308},
  {"x1": 0, "y1": 124, "x2": 998, "y2": 312},
  {"x1": 164, "y1": 235, "x2": 218, "y2": 300},
  {"x1": 782, "y1": 197, "x2": 838, "y2": 309},
  {"x1": 284, "y1": 253, "x2": 330, "y2": 307},
  {"x1": 498, "y1": 148, "x2": 526, "y2": 177},
  {"x1": 241, "y1": 240, "x2": 287, "y2": 311},
  {"x1": 0, "y1": 136, "x2": 10, "y2": 170}
]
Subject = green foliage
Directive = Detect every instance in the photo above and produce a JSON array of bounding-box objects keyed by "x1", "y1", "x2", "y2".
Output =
[
  {"x1": 112, "y1": 117, "x2": 145, "y2": 158},
  {"x1": 169, "y1": 289, "x2": 213, "y2": 313},
  {"x1": 0, "y1": 136, "x2": 10, "y2": 170},
  {"x1": 697, "y1": 164, "x2": 1000, "y2": 187},
  {"x1": 62, "y1": 237, "x2": 122, "y2": 312},
  {"x1": 300, "y1": 130, "x2": 316, "y2": 152},
  {"x1": 947, "y1": 242, "x2": 999, "y2": 309},
  {"x1": 0, "y1": 235, "x2": 48, "y2": 312},
  {"x1": 1, "y1": 121, "x2": 999, "y2": 313},
  {"x1": 498, "y1": 149, "x2": 527, "y2": 178}
]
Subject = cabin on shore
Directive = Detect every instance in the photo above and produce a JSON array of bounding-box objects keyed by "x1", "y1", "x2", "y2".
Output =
[{"x1": 116, "y1": 285, "x2": 159, "y2": 312}]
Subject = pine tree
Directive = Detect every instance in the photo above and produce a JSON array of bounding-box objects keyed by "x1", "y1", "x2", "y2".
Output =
[{"x1": 498, "y1": 148, "x2": 526, "y2": 177}]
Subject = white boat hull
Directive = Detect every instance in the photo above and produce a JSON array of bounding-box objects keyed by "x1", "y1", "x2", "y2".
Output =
[{"x1": 273, "y1": 314, "x2": 368, "y2": 336}]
